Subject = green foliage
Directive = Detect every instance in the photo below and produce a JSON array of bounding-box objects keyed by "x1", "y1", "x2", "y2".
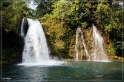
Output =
[
  {"x1": 104, "y1": 5, "x2": 123, "y2": 32},
  {"x1": 82, "y1": 22, "x2": 87, "y2": 28},
  {"x1": 2, "y1": 46, "x2": 19, "y2": 58},
  {"x1": 40, "y1": 0, "x2": 123, "y2": 58},
  {"x1": 1, "y1": 0, "x2": 123, "y2": 61},
  {"x1": 106, "y1": 41, "x2": 116, "y2": 56},
  {"x1": 1, "y1": 1, "x2": 30, "y2": 64},
  {"x1": 1, "y1": 1, "x2": 30, "y2": 34},
  {"x1": 41, "y1": 16, "x2": 73, "y2": 57},
  {"x1": 36, "y1": 0, "x2": 56, "y2": 17},
  {"x1": 51, "y1": 0, "x2": 82, "y2": 27},
  {"x1": 2, "y1": 46, "x2": 21, "y2": 64}
]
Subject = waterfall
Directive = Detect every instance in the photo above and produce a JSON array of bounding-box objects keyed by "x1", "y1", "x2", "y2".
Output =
[
  {"x1": 74, "y1": 25, "x2": 109, "y2": 62},
  {"x1": 21, "y1": 18, "x2": 50, "y2": 63},
  {"x1": 20, "y1": 18, "x2": 49, "y2": 63},
  {"x1": 75, "y1": 27, "x2": 90, "y2": 61},
  {"x1": 91, "y1": 24, "x2": 109, "y2": 61},
  {"x1": 18, "y1": 18, "x2": 65, "y2": 66},
  {"x1": 20, "y1": 18, "x2": 24, "y2": 37},
  {"x1": 75, "y1": 29, "x2": 79, "y2": 60}
]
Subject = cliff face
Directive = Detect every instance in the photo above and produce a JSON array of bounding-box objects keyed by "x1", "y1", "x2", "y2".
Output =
[
  {"x1": 68, "y1": 26, "x2": 115, "y2": 61},
  {"x1": 19, "y1": 17, "x2": 29, "y2": 60},
  {"x1": 41, "y1": 19, "x2": 119, "y2": 61},
  {"x1": 2, "y1": 17, "x2": 29, "y2": 64}
]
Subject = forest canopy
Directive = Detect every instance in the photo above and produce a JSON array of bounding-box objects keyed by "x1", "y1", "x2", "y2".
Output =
[{"x1": 1, "y1": 0, "x2": 124, "y2": 63}]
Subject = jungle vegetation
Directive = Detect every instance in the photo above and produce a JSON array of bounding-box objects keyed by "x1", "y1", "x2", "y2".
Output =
[{"x1": 1, "y1": 0, "x2": 124, "y2": 64}]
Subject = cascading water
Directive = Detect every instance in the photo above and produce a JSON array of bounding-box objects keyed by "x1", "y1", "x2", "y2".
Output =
[
  {"x1": 22, "y1": 18, "x2": 50, "y2": 63},
  {"x1": 75, "y1": 27, "x2": 90, "y2": 61},
  {"x1": 75, "y1": 25, "x2": 109, "y2": 62},
  {"x1": 91, "y1": 24, "x2": 109, "y2": 61},
  {"x1": 19, "y1": 18, "x2": 65, "y2": 66},
  {"x1": 20, "y1": 18, "x2": 24, "y2": 37}
]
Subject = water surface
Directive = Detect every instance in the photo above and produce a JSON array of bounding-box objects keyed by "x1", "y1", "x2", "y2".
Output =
[{"x1": 2, "y1": 61, "x2": 124, "y2": 82}]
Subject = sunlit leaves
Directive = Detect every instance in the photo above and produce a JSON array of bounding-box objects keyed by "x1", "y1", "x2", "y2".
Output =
[
  {"x1": 41, "y1": 0, "x2": 124, "y2": 57},
  {"x1": 96, "y1": 3, "x2": 110, "y2": 15},
  {"x1": 2, "y1": 1, "x2": 30, "y2": 34},
  {"x1": 51, "y1": 0, "x2": 81, "y2": 26}
]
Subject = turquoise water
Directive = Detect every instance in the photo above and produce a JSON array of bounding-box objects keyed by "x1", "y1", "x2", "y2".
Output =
[{"x1": 2, "y1": 61, "x2": 124, "y2": 82}]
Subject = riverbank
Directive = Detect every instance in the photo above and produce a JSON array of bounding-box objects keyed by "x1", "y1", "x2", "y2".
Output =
[
  {"x1": 64, "y1": 56, "x2": 124, "y2": 62},
  {"x1": 1, "y1": 55, "x2": 123, "y2": 65},
  {"x1": 109, "y1": 56, "x2": 124, "y2": 62}
]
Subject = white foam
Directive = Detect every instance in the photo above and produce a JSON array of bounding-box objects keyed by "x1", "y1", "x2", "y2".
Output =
[{"x1": 17, "y1": 60, "x2": 67, "y2": 66}]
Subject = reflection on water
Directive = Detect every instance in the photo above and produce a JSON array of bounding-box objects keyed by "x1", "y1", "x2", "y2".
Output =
[
  {"x1": 21, "y1": 66, "x2": 49, "y2": 81},
  {"x1": 2, "y1": 61, "x2": 124, "y2": 82}
]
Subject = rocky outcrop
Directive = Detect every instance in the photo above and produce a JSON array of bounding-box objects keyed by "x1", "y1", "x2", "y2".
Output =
[
  {"x1": 68, "y1": 26, "x2": 114, "y2": 61},
  {"x1": 19, "y1": 17, "x2": 29, "y2": 55}
]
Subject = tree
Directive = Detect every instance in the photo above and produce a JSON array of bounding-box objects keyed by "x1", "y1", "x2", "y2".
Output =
[
  {"x1": 36, "y1": 0, "x2": 56, "y2": 17},
  {"x1": 1, "y1": 0, "x2": 30, "y2": 34},
  {"x1": 51, "y1": 0, "x2": 82, "y2": 27},
  {"x1": 41, "y1": 0, "x2": 124, "y2": 58}
]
